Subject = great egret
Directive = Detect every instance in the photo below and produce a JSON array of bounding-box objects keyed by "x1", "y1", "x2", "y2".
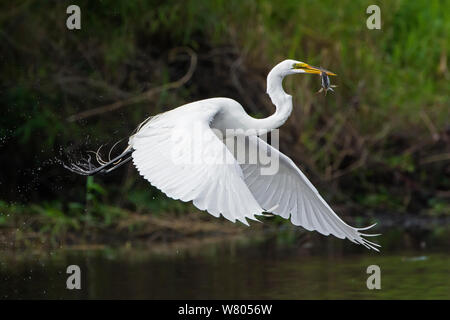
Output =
[{"x1": 65, "y1": 59, "x2": 380, "y2": 251}]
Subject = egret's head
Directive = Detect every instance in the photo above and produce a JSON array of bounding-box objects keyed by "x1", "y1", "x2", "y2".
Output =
[{"x1": 275, "y1": 59, "x2": 337, "y2": 77}]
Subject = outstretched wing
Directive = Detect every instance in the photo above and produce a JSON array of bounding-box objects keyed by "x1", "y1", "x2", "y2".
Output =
[
  {"x1": 130, "y1": 104, "x2": 264, "y2": 225},
  {"x1": 228, "y1": 135, "x2": 380, "y2": 250}
]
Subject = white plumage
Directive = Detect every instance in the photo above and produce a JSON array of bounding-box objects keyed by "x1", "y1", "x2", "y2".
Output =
[
  {"x1": 127, "y1": 60, "x2": 380, "y2": 251},
  {"x1": 131, "y1": 102, "x2": 263, "y2": 225}
]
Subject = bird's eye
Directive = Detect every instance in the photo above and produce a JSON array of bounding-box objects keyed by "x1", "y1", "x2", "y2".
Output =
[{"x1": 293, "y1": 62, "x2": 307, "y2": 70}]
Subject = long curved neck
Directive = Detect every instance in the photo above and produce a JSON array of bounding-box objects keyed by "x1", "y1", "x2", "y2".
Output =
[
  {"x1": 243, "y1": 67, "x2": 293, "y2": 131},
  {"x1": 266, "y1": 69, "x2": 293, "y2": 127}
]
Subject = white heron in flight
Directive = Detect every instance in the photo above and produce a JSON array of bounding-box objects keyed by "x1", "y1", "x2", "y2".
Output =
[{"x1": 65, "y1": 59, "x2": 380, "y2": 251}]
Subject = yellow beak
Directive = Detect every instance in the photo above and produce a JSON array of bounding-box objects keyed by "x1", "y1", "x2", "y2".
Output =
[{"x1": 294, "y1": 63, "x2": 337, "y2": 76}]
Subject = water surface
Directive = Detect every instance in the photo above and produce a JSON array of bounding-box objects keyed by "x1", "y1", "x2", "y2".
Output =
[{"x1": 1, "y1": 228, "x2": 449, "y2": 299}]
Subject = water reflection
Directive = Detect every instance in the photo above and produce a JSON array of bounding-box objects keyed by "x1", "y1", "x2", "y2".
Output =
[{"x1": 1, "y1": 228, "x2": 449, "y2": 299}]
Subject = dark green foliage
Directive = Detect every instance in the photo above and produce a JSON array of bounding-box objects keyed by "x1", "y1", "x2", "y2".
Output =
[{"x1": 0, "y1": 0, "x2": 448, "y2": 238}]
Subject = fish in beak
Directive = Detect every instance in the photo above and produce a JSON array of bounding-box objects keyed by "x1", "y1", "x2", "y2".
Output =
[
  {"x1": 317, "y1": 68, "x2": 337, "y2": 95},
  {"x1": 293, "y1": 63, "x2": 337, "y2": 76},
  {"x1": 293, "y1": 63, "x2": 337, "y2": 95}
]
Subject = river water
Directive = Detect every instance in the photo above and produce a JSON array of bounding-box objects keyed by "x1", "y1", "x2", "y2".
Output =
[{"x1": 1, "y1": 227, "x2": 449, "y2": 299}]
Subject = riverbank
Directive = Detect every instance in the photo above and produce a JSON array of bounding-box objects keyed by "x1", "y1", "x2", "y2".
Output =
[
  {"x1": 1, "y1": 206, "x2": 449, "y2": 251},
  {"x1": 0, "y1": 209, "x2": 253, "y2": 250}
]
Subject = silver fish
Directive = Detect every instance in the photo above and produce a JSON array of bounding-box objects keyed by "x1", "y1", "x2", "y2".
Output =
[{"x1": 316, "y1": 67, "x2": 337, "y2": 95}]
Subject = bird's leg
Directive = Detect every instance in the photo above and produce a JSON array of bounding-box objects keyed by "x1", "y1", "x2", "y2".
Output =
[
  {"x1": 103, "y1": 155, "x2": 132, "y2": 174},
  {"x1": 64, "y1": 149, "x2": 133, "y2": 176}
]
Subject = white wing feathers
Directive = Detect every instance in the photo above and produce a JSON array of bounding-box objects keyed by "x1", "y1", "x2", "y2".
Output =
[
  {"x1": 130, "y1": 105, "x2": 264, "y2": 225},
  {"x1": 130, "y1": 104, "x2": 379, "y2": 251},
  {"x1": 232, "y1": 135, "x2": 380, "y2": 251}
]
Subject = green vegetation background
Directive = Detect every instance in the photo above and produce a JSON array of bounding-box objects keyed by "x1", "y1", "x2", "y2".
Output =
[{"x1": 0, "y1": 0, "x2": 448, "y2": 241}]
